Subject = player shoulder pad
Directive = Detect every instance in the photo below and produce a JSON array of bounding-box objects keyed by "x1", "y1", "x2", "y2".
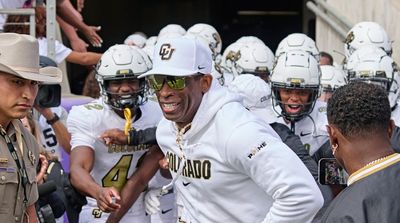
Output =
[{"x1": 69, "y1": 100, "x2": 106, "y2": 125}]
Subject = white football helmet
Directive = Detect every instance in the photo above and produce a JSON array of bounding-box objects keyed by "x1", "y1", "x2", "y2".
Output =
[
  {"x1": 96, "y1": 45, "x2": 152, "y2": 110},
  {"x1": 142, "y1": 36, "x2": 158, "y2": 60},
  {"x1": 344, "y1": 21, "x2": 392, "y2": 59},
  {"x1": 124, "y1": 33, "x2": 147, "y2": 48},
  {"x1": 158, "y1": 24, "x2": 186, "y2": 40},
  {"x1": 228, "y1": 74, "x2": 278, "y2": 123},
  {"x1": 231, "y1": 41, "x2": 275, "y2": 82},
  {"x1": 186, "y1": 23, "x2": 222, "y2": 60},
  {"x1": 320, "y1": 65, "x2": 347, "y2": 92},
  {"x1": 270, "y1": 50, "x2": 321, "y2": 121},
  {"x1": 275, "y1": 33, "x2": 320, "y2": 62},
  {"x1": 220, "y1": 36, "x2": 266, "y2": 75},
  {"x1": 347, "y1": 45, "x2": 399, "y2": 108},
  {"x1": 220, "y1": 41, "x2": 244, "y2": 73},
  {"x1": 236, "y1": 36, "x2": 264, "y2": 45}
]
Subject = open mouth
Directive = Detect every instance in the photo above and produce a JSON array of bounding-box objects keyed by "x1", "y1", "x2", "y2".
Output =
[
  {"x1": 286, "y1": 104, "x2": 302, "y2": 114},
  {"x1": 162, "y1": 103, "x2": 180, "y2": 113}
]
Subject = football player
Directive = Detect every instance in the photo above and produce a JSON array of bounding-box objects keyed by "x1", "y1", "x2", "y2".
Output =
[
  {"x1": 346, "y1": 45, "x2": 400, "y2": 151},
  {"x1": 185, "y1": 23, "x2": 225, "y2": 86},
  {"x1": 270, "y1": 49, "x2": 335, "y2": 167},
  {"x1": 318, "y1": 65, "x2": 347, "y2": 102},
  {"x1": 68, "y1": 45, "x2": 164, "y2": 223}
]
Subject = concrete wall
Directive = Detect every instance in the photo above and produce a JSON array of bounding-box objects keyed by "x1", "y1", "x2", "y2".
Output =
[{"x1": 315, "y1": 0, "x2": 400, "y2": 64}]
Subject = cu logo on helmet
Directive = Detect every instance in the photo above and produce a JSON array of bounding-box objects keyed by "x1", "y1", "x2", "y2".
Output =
[
  {"x1": 159, "y1": 44, "x2": 175, "y2": 60},
  {"x1": 345, "y1": 31, "x2": 354, "y2": 44}
]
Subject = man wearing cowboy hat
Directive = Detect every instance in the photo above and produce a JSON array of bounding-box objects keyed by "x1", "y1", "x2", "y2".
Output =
[{"x1": 0, "y1": 33, "x2": 61, "y2": 223}]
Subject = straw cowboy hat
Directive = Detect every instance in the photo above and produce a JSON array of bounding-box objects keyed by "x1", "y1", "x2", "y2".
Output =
[{"x1": 0, "y1": 33, "x2": 62, "y2": 83}]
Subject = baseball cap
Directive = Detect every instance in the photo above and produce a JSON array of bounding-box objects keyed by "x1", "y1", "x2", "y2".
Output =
[
  {"x1": 0, "y1": 33, "x2": 62, "y2": 83},
  {"x1": 140, "y1": 37, "x2": 212, "y2": 78},
  {"x1": 228, "y1": 74, "x2": 278, "y2": 123}
]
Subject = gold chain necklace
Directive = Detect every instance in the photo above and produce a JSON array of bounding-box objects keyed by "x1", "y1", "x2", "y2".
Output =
[
  {"x1": 364, "y1": 154, "x2": 393, "y2": 168},
  {"x1": 175, "y1": 122, "x2": 192, "y2": 157}
]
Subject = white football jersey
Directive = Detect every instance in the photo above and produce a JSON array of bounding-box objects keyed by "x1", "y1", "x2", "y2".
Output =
[
  {"x1": 68, "y1": 98, "x2": 162, "y2": 222},
  {"x1": 36, "y1": 106, "x2": 69, "y2": 160},
  {"x1": 275, "y1": 100, "x2": 329, "y2": 155},
  {"x1": 391, "y1": 102, "x2": 400, "y2": 127}
]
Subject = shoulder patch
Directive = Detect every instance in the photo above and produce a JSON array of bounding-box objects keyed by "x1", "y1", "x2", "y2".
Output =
[{"x1": 247, "y1": 141, "x2": 267, "y2": 159}]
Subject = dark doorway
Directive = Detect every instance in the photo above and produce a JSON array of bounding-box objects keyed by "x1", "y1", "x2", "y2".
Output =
[{"x1": 68, "y1": 0, "x2": 310, "y2": 94}]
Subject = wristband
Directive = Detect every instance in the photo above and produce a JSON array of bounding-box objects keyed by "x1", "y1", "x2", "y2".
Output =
[{"x1": 46, "y1": 113, "x2": 60, "y2": 125}]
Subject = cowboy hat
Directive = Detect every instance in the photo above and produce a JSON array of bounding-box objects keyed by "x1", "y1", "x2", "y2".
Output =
[{"x1": 0, "y1": 33, "x2": 62, "y2": 83}]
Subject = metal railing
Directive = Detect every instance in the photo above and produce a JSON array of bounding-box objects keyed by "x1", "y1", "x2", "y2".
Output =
[
  {"x1": 0, "y1": 8, "x2": 36, "y2": 36},
  {"x1": 46, "y1": 0, "x2": 56, "y2": 60},
  {"x1": 306, "y1": 0, "x2": 353, "y2": 38},
  {"x1": 0, "y1": 0, "x2": 56, "y2": 60}
]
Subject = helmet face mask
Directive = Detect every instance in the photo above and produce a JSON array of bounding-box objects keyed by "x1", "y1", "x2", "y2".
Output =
[
  {"x1": 101, "y1": 77, "x2": 148, "y2": 110},
  {"x1": 96, "y1": 45, "x2": 152, "y2": 110},
  {"x1": 211, "y1": 62, "x2": 225, "y2": 86},
  {"x1": 272, "y1": 84, "x2": 320, "y2": 122},
  {"x1": 270, "y1": 50, "x2": 321, "y2": 122},
  {"x1": 235, "y1": 66, "x2": 270, "y2": 82},
  {"x1": 348, "y1": 73, "x2": 392, "y2": 91}
]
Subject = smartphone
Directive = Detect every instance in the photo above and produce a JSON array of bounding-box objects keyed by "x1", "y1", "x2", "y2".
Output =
[{"x1": 318, "y1": 158, "x2": 348, "y2": 185}]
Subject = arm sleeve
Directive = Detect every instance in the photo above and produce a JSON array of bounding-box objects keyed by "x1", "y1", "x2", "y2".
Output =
[
  {"x1": 54, "y1": 40, "x2": 72, "y2": 64},
  {"x1": 224, "y1": 121, "x2": 324, "y2": 223},
  {"x1": 129, "y1": 127, "x2": 157, "y2": 145},
  {"x1": 53, "y1": 106, "x2": 69, "y2": 126},
  {"x1": 270, "y1": 122, "x2": 319, "y2": 180},
  {"x1": 311, "y1": 140, "x2": 334, "y2": 163}
]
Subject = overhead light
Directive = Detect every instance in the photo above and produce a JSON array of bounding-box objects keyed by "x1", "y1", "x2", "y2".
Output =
[{"x1": 237, "y1": 10, "x2": 299, "y2": 16}]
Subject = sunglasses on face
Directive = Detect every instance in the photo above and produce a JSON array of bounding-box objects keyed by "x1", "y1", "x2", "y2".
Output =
[{"x1": 147, "y1": 74, "x2": 202, "y2": 91}]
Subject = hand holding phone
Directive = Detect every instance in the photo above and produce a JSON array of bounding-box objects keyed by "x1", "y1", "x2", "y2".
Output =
[{"x1": 318, "y1": 158, "x2": 348, "y2": 185}]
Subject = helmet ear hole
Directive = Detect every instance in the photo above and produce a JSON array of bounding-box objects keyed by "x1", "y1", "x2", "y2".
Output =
[{"x1": 96, "y1": 44, "x2": 152, "y2": 110}]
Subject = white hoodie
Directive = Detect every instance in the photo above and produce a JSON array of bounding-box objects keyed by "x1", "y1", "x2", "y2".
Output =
[{"x1": 156, "y1": 80, "x2": 323, "y2": 223}]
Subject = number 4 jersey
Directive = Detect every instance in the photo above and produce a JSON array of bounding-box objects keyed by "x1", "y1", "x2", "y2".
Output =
[{"x1": 67, "y1": 98, "x2": 162, "y2": 222}]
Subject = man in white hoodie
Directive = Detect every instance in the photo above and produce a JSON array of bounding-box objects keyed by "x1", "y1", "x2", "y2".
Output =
[{"x1": 137, "y1": 36, "x2": 323, "y2": 223}]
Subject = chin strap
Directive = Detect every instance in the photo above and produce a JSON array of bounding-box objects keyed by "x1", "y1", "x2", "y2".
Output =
[
  {"x1": 290, "y1": 121, "x2": 295, "y2": 133},
  {"x1": 124, "y1": 108, "x2": 132, "y2": 135}
]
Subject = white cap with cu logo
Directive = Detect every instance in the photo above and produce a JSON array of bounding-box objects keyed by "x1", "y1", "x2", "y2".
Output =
[{"x1": 140, "y1": 36, "x2": 212, "y2": 78}]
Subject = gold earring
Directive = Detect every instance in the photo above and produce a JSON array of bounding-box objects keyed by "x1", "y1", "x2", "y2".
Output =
[{"x1": 332, "y1": 143, "x2": 338, "y2": 155}]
